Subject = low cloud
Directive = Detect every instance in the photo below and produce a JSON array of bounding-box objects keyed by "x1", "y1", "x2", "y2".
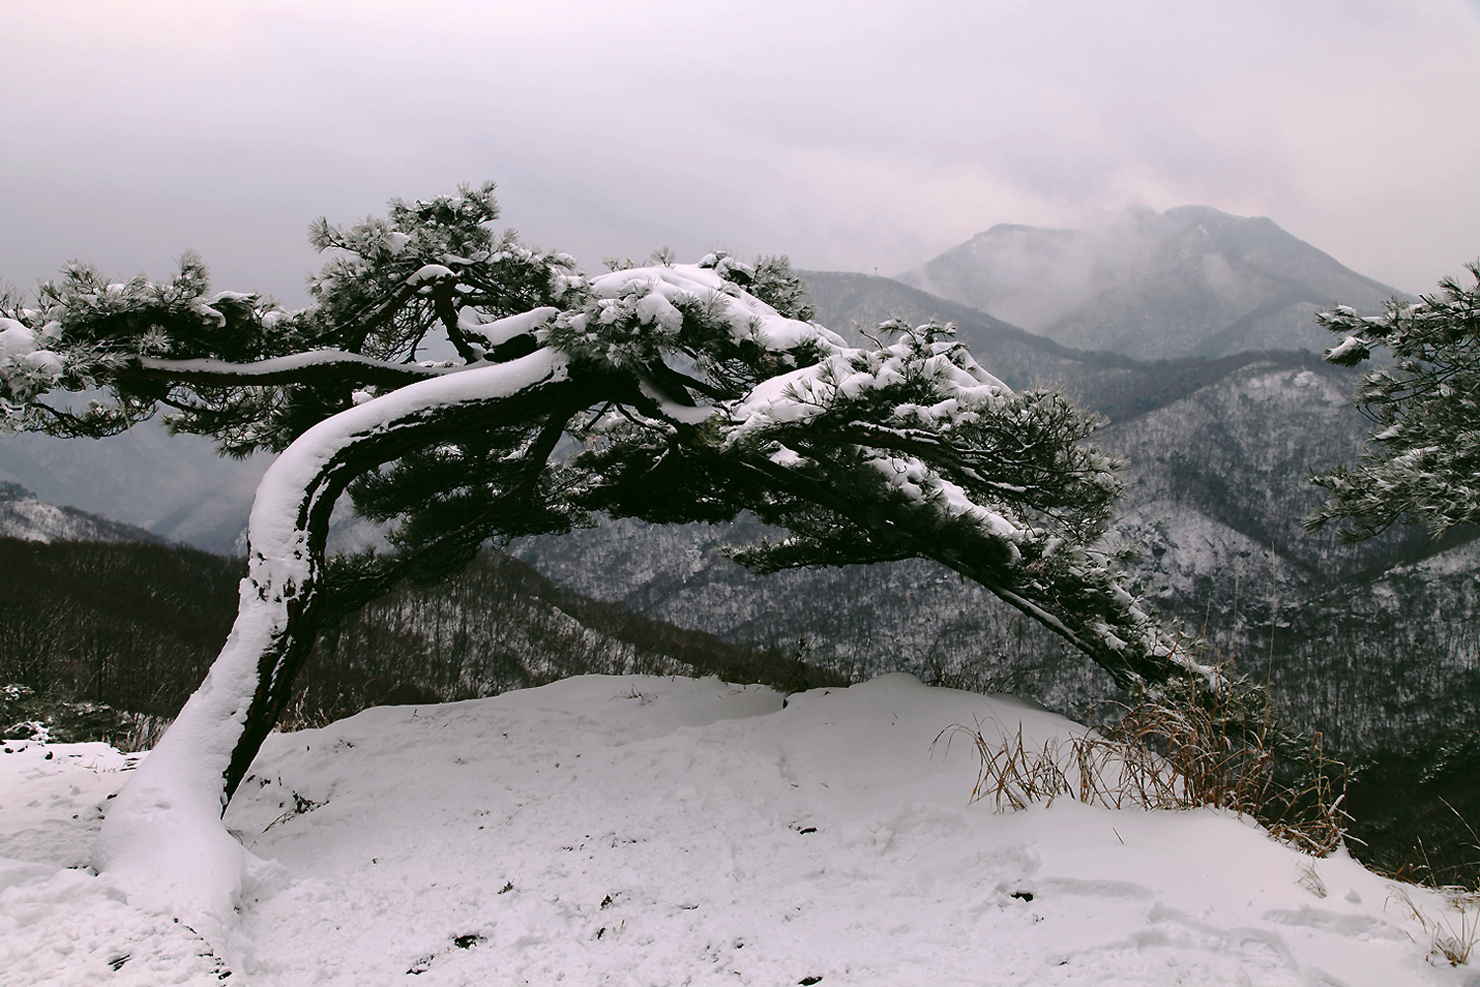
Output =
[{"x1": 1, "y1": 0, "x2": 1476, "y2": 302}]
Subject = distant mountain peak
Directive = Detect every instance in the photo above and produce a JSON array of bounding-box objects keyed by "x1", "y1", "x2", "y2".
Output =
[
  {"x1": 1162, "y1": 203, "x2": 1252, "y2": 221},
  {"x1": 898, "y1": 206, "x2": 1407, "y2": 360},
  {"x1": 977, "y1": 222, "x2": 1074, "y2": 237}
]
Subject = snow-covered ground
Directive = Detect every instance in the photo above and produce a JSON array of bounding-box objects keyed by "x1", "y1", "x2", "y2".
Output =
[{"x1": 1, "y1": 673, "x2": 1473, "y2": 986}]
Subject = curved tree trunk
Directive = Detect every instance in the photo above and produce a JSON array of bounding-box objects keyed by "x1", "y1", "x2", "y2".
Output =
[
  {"x1": 88, "y1": 332, "x2": 1204, "y2": 944},
  {"x1": 91, "y1": 349, "x2": 586, "y2": 937}
]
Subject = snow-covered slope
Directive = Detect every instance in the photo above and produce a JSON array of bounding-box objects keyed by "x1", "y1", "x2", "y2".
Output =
[
  {"x1": 894, "y1": 206, "x2": 1408, "y2": 360},
  {"x1": 0, "y1": 424, "x2": 266, "y2": 555},
  {"x1": 1101, "y1": 361, "x2": 1379, "y2": 609},
  {"x1": 0, "y1": 483, "x2": 164, "y2": 545},
  {"x1": 0, "y1": 674, "x2": 1465, "y2": 985}
]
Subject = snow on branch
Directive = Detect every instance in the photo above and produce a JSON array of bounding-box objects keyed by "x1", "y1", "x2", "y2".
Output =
[
  {"x1": 133, "y1": 349, "x2": 463, "y2": 385},
  {"x1": 1312, "y1": 262, "x2": 1480, "y2": 539}
]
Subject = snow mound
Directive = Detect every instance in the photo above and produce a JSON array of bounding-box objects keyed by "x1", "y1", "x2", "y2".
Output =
[
  {"x1": 0, "y1": 742, "x2": 232, "y2": 985},
  {"x1": 0, "y1": 859, "x2": 233, "y2": 986},
  {"x1": 2, "y1": 675, "x2": 1465, "y2": 985},
  {"x1": 0, "y1": 741, "x2": 142, "y2": 868}
]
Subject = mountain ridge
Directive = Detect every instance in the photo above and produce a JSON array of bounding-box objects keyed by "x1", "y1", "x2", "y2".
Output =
[
  {"x1": 894, "y1": 205, "x2": 1411, "y2": 360},
  {"x1": 0, "y1": 482, "x2": 167, "y2": 546}
]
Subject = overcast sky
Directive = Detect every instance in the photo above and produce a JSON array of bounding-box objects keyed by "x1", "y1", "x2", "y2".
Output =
[{"x1": 3, "y1": 0, "x2": 1477, "y2": 308}]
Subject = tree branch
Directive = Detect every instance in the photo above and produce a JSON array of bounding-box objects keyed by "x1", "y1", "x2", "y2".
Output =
[{"x1": 126, "y1": 351, "x2": 458, "y2": 388}]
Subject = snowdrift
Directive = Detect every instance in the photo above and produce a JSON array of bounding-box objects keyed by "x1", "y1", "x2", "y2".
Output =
[{"x1": 1, "y1": 674, "x2": 1468, "y2": 985}]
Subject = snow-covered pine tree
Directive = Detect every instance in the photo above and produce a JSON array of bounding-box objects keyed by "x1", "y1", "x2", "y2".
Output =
[
  {"x1": 0, "y1": 182, "x2": 1206, "y2": 932},
  {"x1": 1310, "y1": 262, "x2": 1480, "y2": 541}
]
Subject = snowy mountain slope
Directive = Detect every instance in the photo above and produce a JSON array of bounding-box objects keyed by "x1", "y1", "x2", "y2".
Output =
[
  {"x1": 894, "y1": 206, "x2": 1409, "y2": 360},
  {"x1": 1100, "y1": 361, "x2": 1391, "y2": 607},
  {"x1": 508, "y1": 355, "x2": 1454, "y2": 745},
  {"x1": 0, "y1": 674, "x2": 1464, "y2": 986},
  {"x1": 0, "y1": 483, "x2": 164, "y2": 545},
  {"x1": 0, "y1": 423, "x2": 266, "y2": 555},
  {"x1": 801, "y1": 269, "x2": 1352, "y2": 423},
  {"x1": 509, "y1": 516, "x2": 1118, "y2": 719}
]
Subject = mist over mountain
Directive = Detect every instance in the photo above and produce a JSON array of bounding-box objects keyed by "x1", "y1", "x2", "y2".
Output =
[
  {"x1": 0, "y1": 424, "x2": 265, "y2": 555},
  {"x1": 802, "y1": 269, "x2": 1334, "y2": 421},
  {"x1": 894, "y1": 206, "x2": 1410, "y2": 360},
  {"x1": 0, "y1": 482, "x2": 165, "y2": 546}
]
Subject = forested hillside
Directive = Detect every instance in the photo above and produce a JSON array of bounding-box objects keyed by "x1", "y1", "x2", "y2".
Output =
[
  {"x1": 0, "y1": 538, "x2": 834, "y2": 745},
  {"x1": 0, "y1": 482, "x2": 166, "y2": 546}
]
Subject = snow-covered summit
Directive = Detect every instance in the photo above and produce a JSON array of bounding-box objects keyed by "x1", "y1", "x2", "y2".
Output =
[
  {"x1": 894, "y1": 206, "x2": 1409, "y2": 360},
  {"x1": 0, "y1": 674, "x2": 1466, "y2": 985}
]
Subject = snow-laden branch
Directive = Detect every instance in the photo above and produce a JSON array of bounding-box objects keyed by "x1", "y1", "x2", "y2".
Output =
[
  {"x1": 1312, "y1": 263, "x2": 1480, "y2": 539},
  {"x1": 131, "y1": 350, "x2": 462, "y2": 387}
]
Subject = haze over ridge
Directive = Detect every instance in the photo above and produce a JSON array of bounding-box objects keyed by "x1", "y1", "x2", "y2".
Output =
[
  {"x1": 1, "y1": 2, "x2": 1475, "y2": 304},
  {"x1": 895, "y1": 204, "x2": 1411, "y2": 360}
]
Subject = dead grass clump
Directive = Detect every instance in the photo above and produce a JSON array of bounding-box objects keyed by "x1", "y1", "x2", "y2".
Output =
[{"x1": 936, "y1": 692, "x2": 1348, "y2": 856}]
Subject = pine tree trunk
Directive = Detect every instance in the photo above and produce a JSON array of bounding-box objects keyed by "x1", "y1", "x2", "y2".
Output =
[{"x1": 90, "y1": 350, "x2": 585, "y2": 937}]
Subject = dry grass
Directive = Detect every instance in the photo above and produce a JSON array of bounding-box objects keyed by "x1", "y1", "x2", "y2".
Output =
[
  {"x1": 107, "y1": 712, "x2": 173, "y2": 753},
  {"x1": 1390, "y1": 885, "x2": 1480, "y2": 966},
  {"x1": 936, "y1": 691, "x2": 1349, "y2": 857},
  {"x1": 1296, "y1": 860, "x2": 1328, "y2": 898}
]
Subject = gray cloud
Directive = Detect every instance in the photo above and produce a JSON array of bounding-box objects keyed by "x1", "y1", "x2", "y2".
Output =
[{"x1": 2, "y1": 0, "x2": 1476, "y2": 306}]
